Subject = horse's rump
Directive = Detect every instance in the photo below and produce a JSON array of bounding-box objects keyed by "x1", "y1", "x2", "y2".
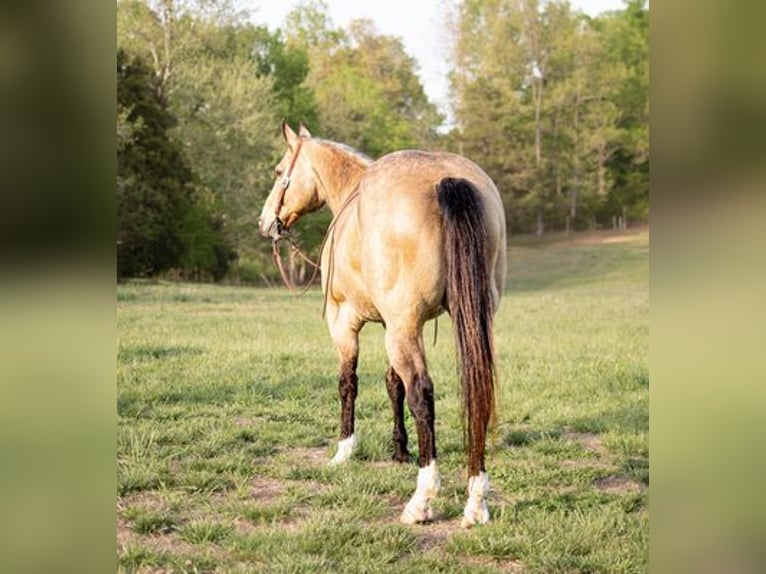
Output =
[{"x1": 355, "y1": 152, "x2": 504, "y2": 321}]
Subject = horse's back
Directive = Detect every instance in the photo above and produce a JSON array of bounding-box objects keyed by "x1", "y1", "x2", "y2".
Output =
[
  {"x1": 361, "y1": 150, "x2": 504, "y2": 233},
  {"x1": 356, "y1": 151, "x2": 506, "y2": 323}
]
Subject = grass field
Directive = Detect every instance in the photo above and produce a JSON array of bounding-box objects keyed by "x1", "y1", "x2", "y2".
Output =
[{"x1": 117, "y1": 228, "x2": 649, "y2": 573}]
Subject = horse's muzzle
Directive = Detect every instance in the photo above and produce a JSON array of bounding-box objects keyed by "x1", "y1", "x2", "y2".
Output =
[{"x1": 261, "y1": 217, "x2": 286, "y2": 240}]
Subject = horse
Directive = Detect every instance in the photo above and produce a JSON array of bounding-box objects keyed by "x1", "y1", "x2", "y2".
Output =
[{"x1": 258, "y1": 121, "x2": 506, "y2": 527}]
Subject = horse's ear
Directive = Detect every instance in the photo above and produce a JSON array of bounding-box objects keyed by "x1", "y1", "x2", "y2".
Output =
[
  {"x1": 298, "y1": 123, "x2": 312, "y2": 138},
  {"x1": 281, "y1": 120, "x2": 298, "y2": 147}
]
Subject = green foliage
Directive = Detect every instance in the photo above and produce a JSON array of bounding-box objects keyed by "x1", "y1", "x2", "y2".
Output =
[
  {"x1": 253, "y1": 29, "x2": 320, "y2": 128},
  {"x1": 118, "y1": 1, "x2": 284, "y2": 277},
  {"x1": 449, "y1": 0, "x2": 649, "y2": 233},
  {"x1": 116, "y1": 46, "x2": 235, "y2": 280},
  {"x1": 116, "y1": 49, "x2": 194, "y2": 277},
  {"x1": 286, "y1": 2, "x2": 443, "y2": 156},
  {"x1": 596, "y1": 0, "x2": 650, "y2": 223}
]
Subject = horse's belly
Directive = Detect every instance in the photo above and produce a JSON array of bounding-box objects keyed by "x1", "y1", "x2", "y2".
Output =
[
  {"x1": 353, "y1": 296, "x2": 384, "y2": 323},
  {"x1": 324, "y1": 260, "x2": 383, "y2": 323}
]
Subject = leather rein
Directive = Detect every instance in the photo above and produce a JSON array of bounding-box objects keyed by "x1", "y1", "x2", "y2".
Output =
[{"x1": 269, "y1": 139, "x2": 365, "y2": 320}]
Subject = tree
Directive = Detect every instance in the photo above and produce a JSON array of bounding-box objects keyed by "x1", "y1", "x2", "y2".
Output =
[
  {"x1": 595, "y1": 0, "x2": 649, "y2": 224},
  {"x1": 447, "y1": 0, "x2": 649, "y2": 233},
  {"x1": 255, "y1": 33, "x2": 320, "y2": 129},
  {"x1": 284, "y1": 1, "x2": 443, "y2": 156},
  {"x1": 118, "y1": 0, "x2": 290, "y2": 278},
  {"x1": 117, "y1": 49, "x2": 196, "y2": 277},
  {"x1": 448, "y1": 0, "x2": 544, "y2": 232}
]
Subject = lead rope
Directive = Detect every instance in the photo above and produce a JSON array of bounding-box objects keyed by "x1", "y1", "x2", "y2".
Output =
[
  {"x1": 272, "y1": 237, "x2": 320, "y2": 293},
  {"x1": 271, "y1": 188, "x2": 361, "y2": 306},
  {"x1": 320, "y1": 189, "x2": 359, "y2": 318}
]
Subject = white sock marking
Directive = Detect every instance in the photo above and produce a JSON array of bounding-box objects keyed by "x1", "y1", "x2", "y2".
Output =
[
  {"x1": 329, "y1": 434, "x2": 357, "y2": 466},
  {"x1": 461, "y1": 471, "x2": 490, "y2": 527},
  {"x1": 401, "y1": 460, "x2": 441, "y2": 524}
]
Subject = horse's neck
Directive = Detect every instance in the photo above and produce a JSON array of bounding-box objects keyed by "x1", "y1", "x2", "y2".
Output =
[{"x1": 314, "y1": 144, "x2": 369, "y2": 216}]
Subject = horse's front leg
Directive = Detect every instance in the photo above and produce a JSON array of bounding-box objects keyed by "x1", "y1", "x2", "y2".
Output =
[{"x1": 327, "y1": 302, "x2": 363, "y2": 466}]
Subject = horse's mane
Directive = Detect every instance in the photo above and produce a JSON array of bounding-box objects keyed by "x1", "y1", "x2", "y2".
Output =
[{"x1": 313, "y1": 138, "x2": 374, "y2": 166}]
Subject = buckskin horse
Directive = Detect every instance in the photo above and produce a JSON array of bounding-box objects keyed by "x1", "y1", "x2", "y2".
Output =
[{"x1": 258, "y1": 122, "x2": 506, "y2": 527}]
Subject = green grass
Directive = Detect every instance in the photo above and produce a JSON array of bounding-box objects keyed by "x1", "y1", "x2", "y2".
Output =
[{"x1": 117, "y1": 229, "x2": 648, "y2": 573}]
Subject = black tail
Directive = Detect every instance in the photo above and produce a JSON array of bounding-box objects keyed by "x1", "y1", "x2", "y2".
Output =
[{"x1": 437, "y1": 177, "x2": 496, "y2": 475}]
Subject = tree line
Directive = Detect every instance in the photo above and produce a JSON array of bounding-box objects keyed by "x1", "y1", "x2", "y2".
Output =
[{"x1": 117, "y1": 0, "x2": 648, "y2": 282}]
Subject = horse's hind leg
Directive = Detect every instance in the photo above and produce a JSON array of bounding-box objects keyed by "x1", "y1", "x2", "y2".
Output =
[
  {"x1": 385, "y1": 367, "x2": 410, "y2": 463},
  {"x1": 384, "y1": 327, "x2": 440, "y2": 523},
  {"x1": 327, "y1": 303, "x2": 363, "y2": 466}
]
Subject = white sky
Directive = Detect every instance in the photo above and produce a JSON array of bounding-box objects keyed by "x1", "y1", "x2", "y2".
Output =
[{"x1": 241, "y1": 0, "x2": 627, "y2": 124}]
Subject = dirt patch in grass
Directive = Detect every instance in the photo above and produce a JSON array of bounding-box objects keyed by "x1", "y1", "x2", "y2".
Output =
[
  {"x1": 552, "y1": 228, "x2": 648, "y2": 248},
  {"x1": 414, "y1": 519, "x2": 526, "y2": 573},
  {"x1": 376, "y1": 491, "x2": 466, "y2": 555},
  {"x1": 458, "y1": 553, "x2": 525, "y2": 573},
  {"x1": 118, "y1": 491, "x2": 178, "y2": 545},
  {"x1": 234, "y1": 416, "x2": 267, "y2": 427},
  {"x1": 117, "y1": 511, "x2": 204, "y2": 562},
  {"x1": 136, "y1": 532, "x2": 199, "y2": 557},
  {"x1": 559, "y1": 432, "x2": 643, "y2": 486},
  {"x1": 120, "y1": 529, "x2": 229, "y2": 567},
  {"x1": 286, "y1": 446, "x2": 330, "y2": 465},
  {"x1": 248, "y1": 475, "x2": 286, "y2": 501},
  {"x1": 231, "y1": 516, "x2": 261, "y2": 536},
  {"x1": 119, "y1": 491, "x2": 168, "y2": 512},
  {"x1": 117, "y1": 515, "x2": 134, "y2": 549},
  {"x1": 559, "y1": 458, "x2": 616, "y2": 471},
  {"x1": 415, "y1": 518, "x2": 465, "y2": 552},
  {"x1": 595, "y1": 474, "x2": 643, "y2": 495},
  {"x1": 562, "y1": 431, "x2": 608, "y2": 456}
]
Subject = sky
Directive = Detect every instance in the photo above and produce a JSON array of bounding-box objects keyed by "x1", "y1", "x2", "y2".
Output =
[{"x1": 241, "y1": 0, "x2": 627, "y2": 124}]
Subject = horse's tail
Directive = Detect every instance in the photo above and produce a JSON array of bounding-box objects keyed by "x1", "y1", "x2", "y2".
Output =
[{"x1": 437, "y1": 177, "x2": 496, "y2": 475}]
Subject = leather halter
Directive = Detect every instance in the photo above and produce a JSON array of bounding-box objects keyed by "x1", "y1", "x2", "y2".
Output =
[
  {"x1": 270, "y1": 138, "x2": 317, "y2": 292},
  {"x1": 272, "y1": 138, "x2": 304, "y2": 233}
]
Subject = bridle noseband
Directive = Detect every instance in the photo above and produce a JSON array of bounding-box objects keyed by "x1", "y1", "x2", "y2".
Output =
[{"x1": 272, "y1": 138, "x2": 304, "y2": 235}]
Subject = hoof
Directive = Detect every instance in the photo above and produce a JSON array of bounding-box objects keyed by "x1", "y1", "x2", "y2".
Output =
[
  {"x1": 461, "y1": 471, "x2": 490, "y2": 528},
  {"x1": 391, "y1": 450, "x2": 411, "y2": 464},
  {"x1": 328, "y1": 435, "x2": 357, "y2": 466},
  {"x1": 460, "y1": 503, "x2": 489, "y2": 528},
  {"x1": 401, "y1": 461, "x2": 440, "y2": 524},
  {"x1": 400, "y1": 500, "x2": 434, "y2": 524}
]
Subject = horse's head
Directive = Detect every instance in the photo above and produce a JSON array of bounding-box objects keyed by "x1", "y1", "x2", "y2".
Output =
[{"x1": 259, "y1": 121, "x2": 322, "y2": 239}]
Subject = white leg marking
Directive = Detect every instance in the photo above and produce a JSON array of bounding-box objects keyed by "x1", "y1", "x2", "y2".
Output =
[
  {"x1": 329, "y1": 435, "x2": 357, "y2": 466},
  {"x1": 460, "y1": 471, "x2": 490, "y2": 528},
  {"x1": 400, "y1": 460, "x2": 441, "y2": 524}
]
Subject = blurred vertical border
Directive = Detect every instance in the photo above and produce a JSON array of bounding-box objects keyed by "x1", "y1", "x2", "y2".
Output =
[
  {"x1": 0, "y1": 0, "x2": 116, "y2": 573},
  {"x1": 652, "y1": 0, "x2": 766, "y2": 572}
]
